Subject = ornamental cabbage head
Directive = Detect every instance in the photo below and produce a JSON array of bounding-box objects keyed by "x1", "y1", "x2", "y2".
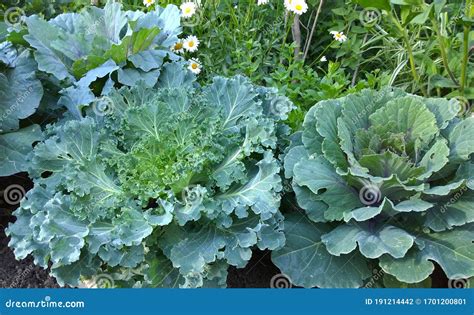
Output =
[
  {"x1": 273, "y1": 88, "x2": 474, "y2": 288},
  {"x1": 6, "y1": 63, "x2": 294, "y2": 287}
]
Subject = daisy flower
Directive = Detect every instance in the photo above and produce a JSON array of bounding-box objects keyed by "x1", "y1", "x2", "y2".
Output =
[
  {"x1": 289, "y1": 0, "x2": 308, "y2": 15},
  {"x1": 183, "y1": 35, "x2": 200, "y2": 52},
  {"x1": 143, "y1": 0, "x2": 155, "y2": 7},
  {"x1": 284, "y1": 0, "x2": 292, "y2": 10},
  {"x1": 330, "y1": 30, "x2": 347, "y2": 42},
  {"x1": 188, "y1": 58, "x2": 202, "y2": 74},
  {"x1": 320, "y1": 56, "x2": 327, "y2": 62},
  {"x1": 180, "y1": 2, "x2": 197, "y2": 18},
  {"x1": 172, "y1": 40, "x2": 184, "y2": 54},
  {"x1": 257, "y1": 0, "x2": 269, "y2": 5}
]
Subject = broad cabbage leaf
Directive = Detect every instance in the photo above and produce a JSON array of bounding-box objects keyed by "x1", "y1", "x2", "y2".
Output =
[
  {"x1": 21, "y1": 1, "x2": 181, "y2": 117},
  {"x1": 0, "y1": 46, "x2": 44, "y2": 176},
  {"x1": 274, "y1": 89, "x2": 474, "y2": 287}
]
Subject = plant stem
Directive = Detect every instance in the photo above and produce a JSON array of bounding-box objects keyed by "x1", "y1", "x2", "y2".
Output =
[
  {"x1": 460, "y1": 0, "x2": 473, "y2": 95},
  {"x1": 282, "y1": 12, "x2": 293, "y2": 50},
  {"x1": 352, "y1": 34, "x2": 368, "y2": 86},
  {"x1": 389, "y1": 13, "x2": 427, "y2": 96},
  {"x1": 292, "y1": 15, "x2": 302, "y2": 59},
  {"x1": 303, "y1": 0, "x2": 324, "y2": 60},
  {"x1": 430, "y1": 16, "x2": 459, "y2": 86},
  {"x1": 309, "y1": 42, "x2": 333, "y2": 67}
]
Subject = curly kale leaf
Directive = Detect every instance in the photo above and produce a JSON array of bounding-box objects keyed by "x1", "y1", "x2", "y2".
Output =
[{"x1": 7, "y1": 67, "x2": 292, "y2": 287}]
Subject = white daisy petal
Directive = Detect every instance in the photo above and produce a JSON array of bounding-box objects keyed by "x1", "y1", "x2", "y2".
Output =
[
  {"x1": 188, "y1": 58, "x2": 202, "y2": 74},
  {"x1": 183, "y1": 35, "x2": 200, "y2": 52},
  {"x1": 143, "y1": 0, "x2": 155, "y2": 7},
  {"x1": 171, "y1": 40, "x2": 184, "y2": 54},
  {"x1": 180, "y1": 2, "x2": 197, "y2": 18},
  {"x1": 289, "y1": 0, "x2": 308, "y2": 15},
  {"x1": 330, "y1": 31, "x2": 348, "y2": 42}
]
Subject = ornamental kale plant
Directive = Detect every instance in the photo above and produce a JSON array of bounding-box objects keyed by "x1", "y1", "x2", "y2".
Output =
[
  {"x1": 19, "y1": 1, "x2": 181, "y2": 117},
  {"x1": 6, "y1": 62, "x2": 294, "y2": 287},
  {"x1": 273, "y1": 89, "x2": 474, "y2": 288},
  {"x1": 0, "y1": 1, "x2": 182, "y2": 176}
]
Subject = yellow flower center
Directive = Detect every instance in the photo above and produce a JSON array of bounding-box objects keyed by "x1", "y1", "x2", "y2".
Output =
[
  {"x1": 295, "y1": 4, "x2": 302, "y2": 10},
  {"x1": 174, "y1": 42, "x2": 183, "y2": 50},
  {"x1": 191, "y1": 63, "x2": 198, "y2": 69},
  {"x1": 188, "y1": 41, "x2": 195, "y2": 47},
  {"x1": 185, "y1": 7, "x2": 192, "y2": 13}
]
